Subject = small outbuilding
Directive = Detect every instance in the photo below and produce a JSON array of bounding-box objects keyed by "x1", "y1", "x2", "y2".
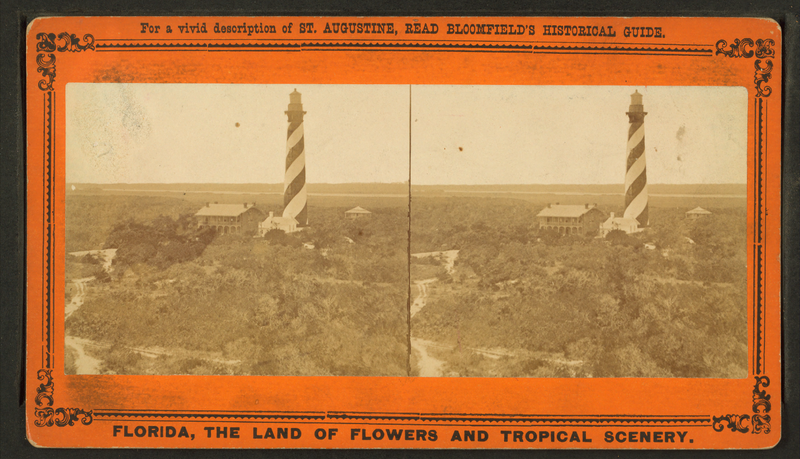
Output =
[
  {"x1": 345, "y1": 206, "x2": 372, "y2": 219},
  {"x1": 685, "y1": 206, "x2": 712, "y2": 219},
  {"x1": 259, "y1": 211, "x2": 300, "y2": 234},
  {"x1": 600, "y1": 212, "x2": 644, "y2": 236}
]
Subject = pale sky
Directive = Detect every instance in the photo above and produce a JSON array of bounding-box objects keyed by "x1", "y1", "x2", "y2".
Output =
[
  {"x1": 66, "y1": 84, "x2": 747, "y2": 185},
  {"x1": 66, "y1": 84, "x2": 410, "y2": 184},
  {"x1": 412, "y1": 85, "x2": 747, "y2": 185}
]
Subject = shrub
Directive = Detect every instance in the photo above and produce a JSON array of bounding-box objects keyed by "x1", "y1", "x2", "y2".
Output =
[
  {"x1": 604, "y1": 229, "x2": 642, "y2": 248},
  {"x1": 107, "y1": 216, "x2": 215, "y2": 270}
]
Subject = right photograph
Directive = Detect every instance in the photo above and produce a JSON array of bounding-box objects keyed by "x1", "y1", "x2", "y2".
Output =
[{"x1": 409, "y1": 86, "x2": 749, "y2": 378}]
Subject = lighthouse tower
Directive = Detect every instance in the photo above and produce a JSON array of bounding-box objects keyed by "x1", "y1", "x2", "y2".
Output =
[
  {"x1": 283, "y1": 89, "x2": 308, "y2": 226},
  {"x1": 623, "y1": 90, "x2": 649, "y2": 227}
]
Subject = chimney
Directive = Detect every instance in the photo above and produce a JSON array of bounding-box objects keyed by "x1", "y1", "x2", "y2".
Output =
[
  {"x1": 610, "y1": 212, "x2": 615, "y2": 219},
  {"x1": 244, "y1": 202, "x2": 248, "y2": 208},
  {"x1": 269, "y1": 211, "x2": 274, "y2": 218},
  {"x1": 585, "y1": 203, "x2": 589, "y2": 209},
  {"x1": 556, "y1": 202, "x2": 560, "y2": 205},
  {"x1": 205, "y1": 202, "x2": 210, "y2": 207},
  {"x1": 547, "y1": 203, "x2": 551, "y2": 208},
  {"x1": 214, "y1": 201, "x2": 219, "y2": 204}
]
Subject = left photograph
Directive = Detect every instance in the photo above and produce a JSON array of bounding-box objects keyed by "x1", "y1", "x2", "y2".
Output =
[{"x1": 64, "y1": 84, "x2": 411, "y2": 376}]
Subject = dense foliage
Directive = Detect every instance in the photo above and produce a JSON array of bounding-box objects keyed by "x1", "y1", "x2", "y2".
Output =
[
  {"x1": 411, "y1": 197, "x2": 747, "y2": 378},
  {"x1": 66, "y1": 200, "x2": 409, "y2": 376},
  {"x1": 65, "y1": 193, "x2": 747, "y2": 378},
  {"x1": 105, "y1": 215, "x2": 216, "y2": 270},
  {"x1": 66, "y1": 195, "x2": 200, "y2": 253}
]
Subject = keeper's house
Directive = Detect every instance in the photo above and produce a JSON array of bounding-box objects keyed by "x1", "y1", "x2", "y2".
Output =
[
  {"x1": 195, "y1": 203, "x2": 265, "y2": 235},
  {"x1": 536, "y1": 203, "x2": 607, "y2": 236}
]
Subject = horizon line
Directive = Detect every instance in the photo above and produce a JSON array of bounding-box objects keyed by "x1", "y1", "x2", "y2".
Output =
[{"x1": 66, "y1": 182, "x2": 749, "y2": 186}]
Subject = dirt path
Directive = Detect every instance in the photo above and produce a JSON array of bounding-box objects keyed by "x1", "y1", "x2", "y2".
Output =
[
  {"x1": 64, "y1": 275, "x2": 107, "y2": 374},
  {"x1": 411, "y1": 279, "x2": 436, "y2": 318},
  {"x1": 409, "y1": 281, "x2": 445, "y2": 376},
  {"x1": 66, "y1": 334, "x2": 241, "y2": 375},
  {"x1": 65, "y1": 249, "x2": 117, "y2": 373},
  {"x1": 411, "y1": 338, "x2": 446, "y2": 377},
  {"x1": 640, "y1": 274, "x2": 734, "y2": 287},
  {"x1": 65, "y1": 274, "x2": 101, "y2": 373},
  {"x1": 410, "y1": 249, "x2": 522, "y2": 375},
  {"x1": 411, "y1": 250, "x2": 459, "y2": 274},
  {"x1": 65, "y1": 336, "x2": 103, "y2": 374},
  {"x1": 410, "y1": 250, "x2": 460, "y2": 376},
  {"x1": 409, "y1": 253, "x2": 449, "y2": 376},
  {"x1": 64, "y1": 248, "x2": 238, "y2": 374},
  {"x1": 65, "y1": 277, "x2": 94, "y2": 319},
  {"x1": 68, "y1": 248, "x2": 117, "y2": 271}
]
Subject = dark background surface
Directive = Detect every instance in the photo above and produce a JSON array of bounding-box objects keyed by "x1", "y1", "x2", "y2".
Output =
[{"x1": 2, "y1": 1, "x2": 798, "y2": 457}]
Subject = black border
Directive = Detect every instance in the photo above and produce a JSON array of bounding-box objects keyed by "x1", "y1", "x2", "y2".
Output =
[{"x1": 3, "y1": 1, "x2": 799, "y2": 458}]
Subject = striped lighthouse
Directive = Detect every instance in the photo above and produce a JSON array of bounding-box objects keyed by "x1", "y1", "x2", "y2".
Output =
[
  {"x1": 623, "y1": 90, "x2": 649, "y2": 227},
  {"x1": 283, "y1": 89, "x2": 308, "y2": 226}
]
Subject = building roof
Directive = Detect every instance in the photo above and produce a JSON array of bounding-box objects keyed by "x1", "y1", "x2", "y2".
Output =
[
  {"x1": 686, "y1": 206, "x2": 712, "y2": 215},
  {"x1": 195, "y1": 203, "x2": 257, "y2": 217},
  {"x1": 602, "y1": 216, "x2": 640, "y2": 227},
  {"x1": 261, "y1": 215, "x2": 299, "y2": 226},
  {"x1": 345, "y1": 206, "x2": 372, "y2": 214},
  {"x1": 536, "y1": 204, "x2": 598, "y2": 218}
]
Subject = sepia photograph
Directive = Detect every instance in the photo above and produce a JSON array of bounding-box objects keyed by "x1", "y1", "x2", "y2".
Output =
[
  {"x1": 65, "y1": 84, "x2": 412, "y2": 376},
  {"x1": 65, "y1": 83, "x2": 748, "y2": 379},
  {"x1": 409, "y1": 85, "x2": 748, "y2": 378}
]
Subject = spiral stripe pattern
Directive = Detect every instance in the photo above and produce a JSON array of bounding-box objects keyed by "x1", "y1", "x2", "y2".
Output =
[
  {"x1": 624, "y1": 91, "x2": 648, "y2": 227},
  {"x1": 283, "y1": 91, "x2": 307, "y2": 226}
]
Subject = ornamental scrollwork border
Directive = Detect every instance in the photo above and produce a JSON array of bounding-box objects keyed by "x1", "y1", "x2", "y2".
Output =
[
  {"x1": 754, "y1": 59, "x2": 773, "y2": 98},
  {"x1": 715, "y1": 38, "x2": 775, "y2": 97},
  {"x1": 712, "y1": 376, "x2": 771, "y2": 434},
  {"x1": 715, "y1": 38, "x2": 775, "y2": 59},
  {"x1": 33, "y1": 369, "x2": 93, "y2": 428},
  {"x1": 36, "y1": 54, "x2": 56, "y2": 91},
  {"x1": 35, "y1": 32, "x2": 95, "y2": 92}
]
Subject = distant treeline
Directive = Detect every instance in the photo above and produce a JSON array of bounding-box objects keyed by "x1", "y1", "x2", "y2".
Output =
[
  {"x1": 68, "y1": 182, "x2": 410, "y2": 195},
  {"x1": 67, "y1": 182, "x2": 746, "y2": 196},
  {"x1": 65, "y1": 194, "x2": 408, "y2": 252},
  {"x1": 66, "y1": 195, "x2": 201, "y2": 253},
  {"x1": 412, "y1": 183, "x2": 747, "y2": 196}
]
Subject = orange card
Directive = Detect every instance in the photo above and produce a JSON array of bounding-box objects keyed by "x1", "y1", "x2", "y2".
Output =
[{"x1": 26, "y1": 16, "x2": 781, "y2": 449}]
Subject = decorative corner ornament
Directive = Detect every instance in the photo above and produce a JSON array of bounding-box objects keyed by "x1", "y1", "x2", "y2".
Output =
[
  {"x1": 712, "y1": 376, "x2": 771, "y2": 434},
  {"x1": 33, "y1": 369, "x2": 94, "y2": 428},
  {"x1": 750, "y1": 376, "x2": 772, "y2": 434},
  {"x1": 714, "y1": 38, "x2": 775, "y2": 59},
  {"x1": 56, "y1": 32, "x2": 96, "y2": 52},
  {"x1": 35, "y1": 32, "x2": 95, "y2": 91},
  {"x1": 754, "y1": 60, "x2": 773, "y2": 98},
  {"x1": 36, "y1": 54, "x2": 56, "y2": 91},
  {"x1": 754, "y1": 39, "x2": 775, "y2": 58},
  {"x1": 36, "y1": 32, "x2": 58, "y2": 52},
  {"x1": 715, "y1": 38, "x2": 755, "y2": 58}
]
